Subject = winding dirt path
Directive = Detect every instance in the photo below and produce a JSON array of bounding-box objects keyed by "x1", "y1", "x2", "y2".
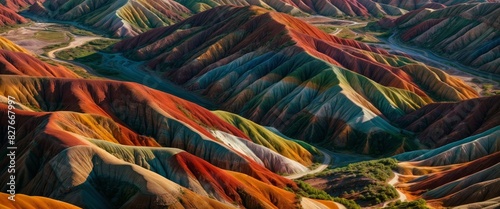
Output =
[
  {"x1": 372, "y1": 34, "x2": 499, "y2": 94},
  {"x1": 285, "y1": 150, "x2": 331, "y2": 180},
  {"x1": 382, "y1": 172, "x2": 408, "y2": 207},
  {"x1": 46, "y1": 36, "x2": 100, "y2": 59},
  {"x1": 285, "y1": 148, "x2": 351, "y2": 209},
  {"x1": 42, "y1": 35, "x2": 101, "y2": 75}
]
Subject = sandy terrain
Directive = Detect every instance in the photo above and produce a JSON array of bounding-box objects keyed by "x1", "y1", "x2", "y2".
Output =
[
  {"x1": 301, "y1": 197, "x2": 347, "y2": 209},
  {"x1": 1, "y1": 23, "x2": 71, "y2": 54},
  {"x1": 298, "y1": 15, "x2": 360, "y2": 26},
  {"x1": 46, "y1": 36, "x2": 100, "y2": 59}
]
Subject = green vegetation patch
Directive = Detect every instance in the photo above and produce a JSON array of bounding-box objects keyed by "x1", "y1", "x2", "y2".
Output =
[
  {"x1": 301, "y1": 158, "x2": 399, "y2": 206},
  {"x1": 293, "y1": 180, "x2": 360, "y2": 209},
  {"x1": 68, "y1": 26, "x2": 96, "y2": 36},
  {"x1": 317, "y1": 26, "x2": 337, "y2": 34},
  {"x1": 35, "y1": 30, "x2": 70, "y2": 42},
  {"x1": 55, "y1": 39, "x2": 118, "y2": 60},
  {"x1": 383, "y1": 199, "x2": 430, "y2": 209},
  {"x1": 0, "y1": 23, "x2": 32, "y2": 33},
  {"x1": 41, "y1": 32, "x2": 75, "y2": 56}
]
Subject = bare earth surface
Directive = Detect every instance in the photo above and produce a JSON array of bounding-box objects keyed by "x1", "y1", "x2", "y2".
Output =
[
  {"x1": 383, "y1": 172, "x2": 408, "y2": 207},
  {"x1": 298, "y1": 15, "x2": 361, "y2": 26},
  {"x1": 46, "y1": 36, "x2": 100, "y2": 59},
  {"x1": 1, "y1": 22, "x2": 70, "y2": 54},
  {"x1": 372, "y1": 34, "x2": 500, "y2": 95},
  {"x1": 285, "y1": 150, "x2": 331, "y2": 180}
]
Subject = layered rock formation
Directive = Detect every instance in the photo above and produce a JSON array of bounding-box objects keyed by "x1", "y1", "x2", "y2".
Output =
[
  {"x1": 380, "y1": 3, "x2": 500, "y2": 73},
  {"x1": 18, "y1": 0, "x2": 401, "y2": 37},
  {"x1": 0, "y1": 36, "x2": 32, "y2": 54},
  {"x1": 396, "y1": 95, "x2": 500, "y2": 147},
  {"x1": 0, "y1": 41, "x2": 339, "y2": 208},
  {"x1": 115, "y1": 6, "x2": 478, "y2": 154},
  {"x1": 394, "y1": 126, "x2": 500, "y2": 208},
  {"x1": 1, "y1": 0, "x2": 43, "y2": 11},
  {"x1": 0, "y1": 4, "x2": 28, "y2": 26},
  {"x1": 372, "y1": 0, "x2": 490, "y2": 10},
  {"x1": 0, "y1": 193, "x2": 81, "y2": 209},
  {"x1": 28, "y1": 0, "x2": 192, "y2": 37}
]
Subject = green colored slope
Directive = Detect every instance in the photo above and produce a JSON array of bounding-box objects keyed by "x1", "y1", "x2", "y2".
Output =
[
  {"x1": 213, "y1": 110, "x2": 318, "y2": 165},
  {"x1": 394, "y1": 126, "x2": 500, "y2": 165},
  {"x1": 203, "y1": 52, "x2": 426, "y2": 154}
]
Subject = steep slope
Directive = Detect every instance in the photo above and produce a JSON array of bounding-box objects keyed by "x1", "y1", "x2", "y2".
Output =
[
  {"x1": 115, "y1": 6, "x2": 478, "y2": 154},
  {"x1": 0, "y1": 193, "x2": 81, "y2": 209},
  {"x1": 372, "y1": 0, "x2": 490, "y2": 10},
  {"x1": 175, "y1": 0, "x2": 406, "y2": 16},
  {"x1": 0, "y1": 105, "x2": 327, "y2": 208},
  {"x1": 28, "y1": 0, "x2": 192, "y2": 37},
  {"x1": 24, "y1": 0, "x2": 406, "y2": 36},
  {"x1": 396, "y1": 95, "x2": 500, "y2": 148},
  {"x1": 0, "y1": 36, "x2": 32, "y2": 54},
  {"x1": 0, "y1": 43, "x2": 343, "y2": 207},
  {"x1": 213, "y1": 110, "x2": 319, "y2": 165},
  {"x1": 0, "y1": 4, "x2": 27, "y2": 26},
  {"x1": 1, "y1": 0, "x2": 44, "y2": 10},
  {"x1": 0, "y1": 49, "x2": 80, "y2": 77},
  {"x1": 393, "y1": 127, "x2": 500, "y2": 208},
  {"x1": 0, "y1": 75, "x2": 342, "y2": 208},
  {"x1": 380, "y1": 3, "x2": 500, "y2": 73},
  {"x1": 0, "y1": 75, "x2": 313, "y2": 177},
  {"x1": 453, "y1": 196, "x2": 500, "y2": 209}
]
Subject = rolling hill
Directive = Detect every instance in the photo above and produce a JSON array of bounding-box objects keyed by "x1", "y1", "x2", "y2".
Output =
[
  {"x1": 0, "y1": 36, "x2": 32, "y2": 54},
  {"x1": 372, "y1": 0, "x2": 491, "y2": 10},
  {"x1": 379, "y1": 3, "x2": 500, "y2": 74},
  {"x1": 0, "y1": 41, "x2": 342, "y2": 208},
  {"x1": 396, "y1": 95, "x2": 500, "y2": 148},
  {"x1": 0, "y1": 2, "x2": 497, "y2": 208},
  {"x1": 23, "y1": 0, "x2": 404, "y2": 37},
  {"x1": 28, "y1": 0, "x2": 192, "y2": 37},
  {"x1": 0, "y1": 193, "x2": 81, "y2": 209},
  {"x1": 0, "y1": 4, "x2": 27, "y2": 26},
  {"x1": 1, "y1": 0, "x2": 42, "y2": 11},
  {"x1": 173, "y1": 0, "x2": 406, "y2": 17},
  {"x1": 394, "y1": 126, "x2": 500, "y2": 208},
  {"x1": 114, "y1": 5, "x2": 478, "y2": 155}
]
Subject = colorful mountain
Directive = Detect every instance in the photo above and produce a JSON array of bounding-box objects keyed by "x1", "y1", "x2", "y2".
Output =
[
  {"x1": 0, "y1": 105, "x2": 320, "y2": 208},
  {"x1": 114, "y1": 5, "x2": 478, "y2": 155},
  {"x1": 379, "y1": 3, "x2": 500, "y2": 74},
  {"x1": 0, "y1": 193, "x2": 81, "y2": 209},
  {"x1": 1, "y1": 0, "x2": 42, "y2": 11},
  {"x1": 28, "y1": 0, "x2": 192, "y2": 37},
  {"x1": 394, "y1": 126, "x2": 500, "y2": 208},
  {"x1": 371, "y1": 0, "x2": 491, "y2": 10},
  {"x1": 0, "y1": 39, "x2": 344, "y2": 207},
  {"x1": 0, "y1": 36, "x2": 32, "y2": 54},
  {"x1": 0, "y1": 4, "x2": 27, "y2": 26},
  {"x1": 22, "y1": 0, "x2": 403, "y2": 37},
  {"x1": 174, "y1": 0, "x2": 406, "y2": 16},
  {"x1": 0, "y1": 49, "x2": 80, "y2": 77},
  {"x1": 0, "y1": 2, "x2": 497, "y2": 208},
  {"x1": 396, "y1": 95, "x2": 500, "y2": 148}
]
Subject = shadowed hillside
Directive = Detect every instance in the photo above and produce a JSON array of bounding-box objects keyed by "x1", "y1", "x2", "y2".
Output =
[
  {"x1": 396, "y1": 95, "x2": 500, "y2": 147},
  {"x1": 0, "y1": 4, "x2": 27, "y2": 26},
  {"x1": 114, "y1": 6, "x2": 479, "y2": 155},
  {"x1": 0, "y1": 41, "x2": 343, "y2": 208},
  {"x1": 28, "y1": 0, "x2": 192, "y2": 37},
  {"x1": 379, "y1": 3, "x2": 500, "y2": 74},
  {"x1": 394, "y1": 126, "x2": 500, "y2": 208}
]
